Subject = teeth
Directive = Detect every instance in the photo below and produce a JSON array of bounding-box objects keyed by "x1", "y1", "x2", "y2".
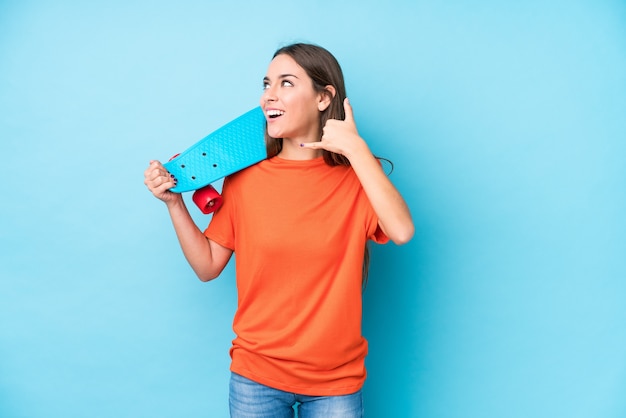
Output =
[{"x1": 266, "y1": 109, "x2": 285, "y2": 117}]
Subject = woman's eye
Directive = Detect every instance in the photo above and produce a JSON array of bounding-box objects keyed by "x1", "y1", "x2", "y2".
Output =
[{"x1": 262, "y1": 80, "x2": 292, "y2": 90}]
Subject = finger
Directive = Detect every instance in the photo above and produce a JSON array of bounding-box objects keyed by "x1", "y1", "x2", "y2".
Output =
[
  {"x1": 146, "y1": 167, "x2": 175, "y2": 188},
  {"x1": 299, "y1": 141, "x2": 323, "y2": 149},
  {"x1": 343, "y1": 97, "x2": 355, "y2": 125},
  {"x1": 144, "y1": 161, "x2": 156, "y2": 177},
  {"x1": 159, "y1": 176, "x2": 176, "y2": 190},
  {"x1": 152, "y1": 182, "x2": 174, "y2": 199},
  {"x1": 147, "y1": 167, "x2": 164, "y2": 181},
  {"x1": 144, "y1": 160, "x2": 164, "y2": 177},
  {"x1": 163, "y1": 172, "x2": 177, "y2": 188},
  {"x1": 149, "y1": 175, "x2": 176, "y2": 193},
  {"x1": 149, "y1": 160, "x2": 163, "y2": 169},
  {"x1": 147, "y1": 165, "x2": 172, "y2": 182}
]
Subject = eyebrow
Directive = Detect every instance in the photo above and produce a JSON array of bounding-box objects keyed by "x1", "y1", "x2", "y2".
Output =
[{"x1": 263, "y1": 74, "x2": 299, "y2": 82}]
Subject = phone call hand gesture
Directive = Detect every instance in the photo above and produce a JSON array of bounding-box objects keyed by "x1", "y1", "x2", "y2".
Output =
[{"x1": 301, "y1": 98, "x2": 368, "y2": 160}]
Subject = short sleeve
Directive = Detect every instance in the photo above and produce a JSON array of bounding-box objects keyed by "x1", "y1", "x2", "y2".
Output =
[
  {"x1": 369, "y1": 223, "x2": 389, "y2": 244},
  {"x1": 204, "y1": 176, "x2": 236, "y2": 250},
  {"x1": 364, "y1": 196, "x2": 389, "y2": 245}
]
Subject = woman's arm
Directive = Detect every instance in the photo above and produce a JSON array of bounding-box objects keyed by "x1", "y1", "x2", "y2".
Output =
[
  {"x1": 144, "y1": 160, "x2": 233, "y2": 280},
  {"x1": 345, "y1": 147, "x2": 414, "y2": 245},
  {"x1": 302, "y1": 99, "x2": 415, "y2": 245}
]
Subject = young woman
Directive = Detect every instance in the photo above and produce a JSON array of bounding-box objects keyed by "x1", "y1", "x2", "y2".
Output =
[{"x1": 144, "y1": 43, "x2": 414, "y2": 418}]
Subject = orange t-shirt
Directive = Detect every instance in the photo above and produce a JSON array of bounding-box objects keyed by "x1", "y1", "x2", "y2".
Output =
[{"x1": 204, "y1": 156, "x2": 388, "y2": 396}]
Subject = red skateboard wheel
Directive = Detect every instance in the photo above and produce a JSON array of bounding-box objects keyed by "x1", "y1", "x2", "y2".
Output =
[{"x1": 192, "y1": 185, "x2": 223, "y2": 214}]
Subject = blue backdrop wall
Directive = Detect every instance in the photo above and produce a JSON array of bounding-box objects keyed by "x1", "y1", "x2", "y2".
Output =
[{"x1": 1, "y1": 1, "x2": 625, "y2": 417}]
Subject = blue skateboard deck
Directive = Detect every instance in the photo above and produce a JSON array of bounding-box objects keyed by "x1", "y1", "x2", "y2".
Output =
[{"x1": 164, "y1": 107, "x2": 267, "y2": 193}]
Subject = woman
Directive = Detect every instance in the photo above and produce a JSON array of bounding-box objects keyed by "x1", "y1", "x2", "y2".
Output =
[{"x1": 144, "y1": 43, "x2": 414, "y2": 417}]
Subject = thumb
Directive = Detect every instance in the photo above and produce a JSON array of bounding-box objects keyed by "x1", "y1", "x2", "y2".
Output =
[{"x1": 343, "y1": 97, "x2": 355, "y2": 125}]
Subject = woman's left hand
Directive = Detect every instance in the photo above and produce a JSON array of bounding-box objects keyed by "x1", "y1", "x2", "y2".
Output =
[{"x1": 300, "y1": 98, "x2": 366, "y2": 159}]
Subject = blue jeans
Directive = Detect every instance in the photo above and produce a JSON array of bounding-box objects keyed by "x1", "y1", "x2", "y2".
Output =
[{"x1": 229, "y1": 372, "x2": 364, "y2": 418}]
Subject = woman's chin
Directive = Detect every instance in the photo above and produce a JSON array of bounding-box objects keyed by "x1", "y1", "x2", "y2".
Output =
[{"x1": 267, "y1": 128, "x2": 285, "y2": 139}]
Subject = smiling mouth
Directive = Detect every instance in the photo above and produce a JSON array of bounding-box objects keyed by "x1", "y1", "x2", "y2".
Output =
[{"x1": 266, "y1": 110, "x2": 285, "y2": 119}]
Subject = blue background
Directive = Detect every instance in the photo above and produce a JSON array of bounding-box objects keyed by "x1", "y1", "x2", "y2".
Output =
[{"x1": 1, "y1": 1, "x2": 625, "y2": 417}]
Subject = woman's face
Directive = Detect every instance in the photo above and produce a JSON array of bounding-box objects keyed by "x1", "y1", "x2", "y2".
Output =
[{"x1": 260, "y1": 54, "x2": 325, "y2": 142}]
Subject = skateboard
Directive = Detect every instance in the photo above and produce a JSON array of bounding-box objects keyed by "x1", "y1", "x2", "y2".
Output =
[{"x1": 163, "y1": 107, "x2": 267, "y2": 214}]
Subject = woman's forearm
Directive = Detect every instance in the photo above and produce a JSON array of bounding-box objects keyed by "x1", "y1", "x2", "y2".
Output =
[
  {"x1": 166, "y1": 197, "x2": 232, "y2": 281},
  {"x1": 348, "y1": 144, "x2": 415, "y2": 245}
]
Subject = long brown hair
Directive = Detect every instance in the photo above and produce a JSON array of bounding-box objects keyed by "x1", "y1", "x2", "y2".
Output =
[
  {"x1": 265, "y1": 43, "x2": 350, "y2": 167},
  {"x1": 264, "y1": 43, "x2": 373, "y2": 289}
]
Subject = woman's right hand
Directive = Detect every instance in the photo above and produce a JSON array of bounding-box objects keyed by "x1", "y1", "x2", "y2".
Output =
[{"x1": 144, "y1": 160, "x2": 181, "y2": 205}]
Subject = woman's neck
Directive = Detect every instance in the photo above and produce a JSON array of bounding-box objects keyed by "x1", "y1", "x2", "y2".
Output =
[{"x1": 278, "y1": 137, "x2": 323, "y2": 160}]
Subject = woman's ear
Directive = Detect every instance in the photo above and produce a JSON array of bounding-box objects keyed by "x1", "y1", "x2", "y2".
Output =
[{"x1": 318, "y1": 85, "x2": 336, "y2": 111}]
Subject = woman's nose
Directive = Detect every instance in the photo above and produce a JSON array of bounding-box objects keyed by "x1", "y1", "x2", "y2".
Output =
[{"x1": 262, "y1": 86, "x2": 277, "y2": 102}]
